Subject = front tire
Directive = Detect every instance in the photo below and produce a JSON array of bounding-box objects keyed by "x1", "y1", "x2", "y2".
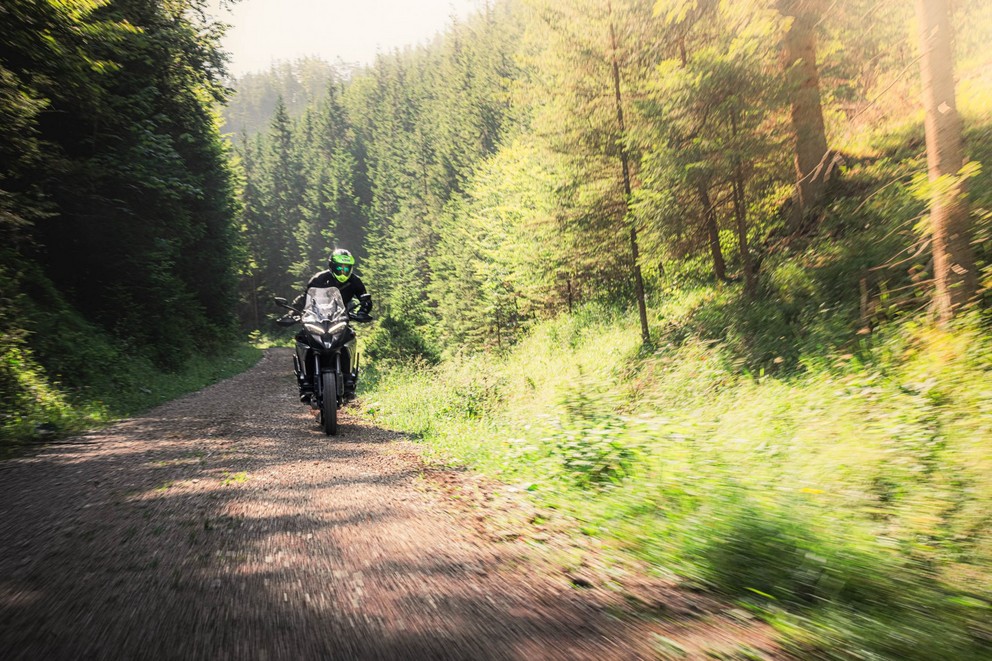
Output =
[{"x1": 320, "y1": 371, "x2": 338, "y2": 436}]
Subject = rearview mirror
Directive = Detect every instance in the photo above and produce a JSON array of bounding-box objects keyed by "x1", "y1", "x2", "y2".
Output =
[{"x1": 274, "y1": 297, "x2": 287, "y2": 306}]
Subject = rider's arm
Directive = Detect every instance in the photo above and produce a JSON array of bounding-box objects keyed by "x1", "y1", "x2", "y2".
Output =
[{"x1": 354, "y1": 277, "x2": 372, "y2": 313}]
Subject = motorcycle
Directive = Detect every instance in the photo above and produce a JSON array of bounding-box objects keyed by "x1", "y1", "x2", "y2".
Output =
[{"x1": 274, "y1": 287, "x2": 373, "y2": 435}]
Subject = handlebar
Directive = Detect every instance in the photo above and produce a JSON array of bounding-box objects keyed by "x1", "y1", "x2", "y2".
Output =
[
  {"x1": 274, "y1": 296, "x2": 372, "y2": 324},
  {"x1": 275, "y1": 300, "x2": 302, "y2": 314}
]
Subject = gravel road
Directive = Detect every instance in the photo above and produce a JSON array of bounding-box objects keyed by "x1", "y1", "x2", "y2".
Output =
[{"x1": 0, "y1": 349, "x2": 777, "y2": 660}]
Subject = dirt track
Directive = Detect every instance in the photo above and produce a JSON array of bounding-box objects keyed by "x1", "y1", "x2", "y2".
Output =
[{"x1": 0, "y1": 348, "x2": 778, "y2": 660}]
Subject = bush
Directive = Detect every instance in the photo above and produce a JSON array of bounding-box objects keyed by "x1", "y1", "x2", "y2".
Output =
[
  {"x1": 0, "y1": 340, "x2": 94, "y2": 445},
  {"x1": 363, "y1": 313, "x2": 439, "y2": 365}
]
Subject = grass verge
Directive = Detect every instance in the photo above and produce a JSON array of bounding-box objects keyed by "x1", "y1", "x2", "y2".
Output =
[
  {"x1": 1, "y1": 339, "x2": 262, "y2": 456},
  {"x1": 359, "y1": 300, "x2": 992, "y2": 659}
]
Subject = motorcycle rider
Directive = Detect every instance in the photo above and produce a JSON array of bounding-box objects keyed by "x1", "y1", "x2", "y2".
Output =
[{"x1": 292, "y1": 248, "x2": 372, "y2": 402}]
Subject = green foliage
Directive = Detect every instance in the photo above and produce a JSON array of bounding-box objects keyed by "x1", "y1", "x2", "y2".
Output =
[
  {"x1": 0, "y1": 341, "x2": 86, "y2": 444},
  {"x1": 362, "y1": 314, "x2": 439, "y2": 365},
  {"x1": 1, "y1": 0, "x2": 243, "y2": 365},
  {"x1": 333, "y1": 8, "x2": 522, "y2": 356},
  {"x1": 1, "y1": 311, "x2": 261, "y2": 451},
  {"x1": 1, "y1": 255, "x2": 261, "y2": 448},
  {"x1": 543, "y1": 417, "x2": 639, "y2": 489},
  {"x1": 0, "y1": 0, "x2": 250, "y2": 443},
  {"x1": 364, "y1": 287, "x2": 992, "y2": 657}
]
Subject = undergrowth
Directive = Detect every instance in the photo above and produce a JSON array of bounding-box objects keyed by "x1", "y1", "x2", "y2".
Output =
[
  {"x1": 362, "y1": 302, "x2": 992, "y2": 658},
  {"x1": 0, "y1": 250, "x2": 267, "y2": 452},
  {"x1": 359, "y1": 122, "x2": 992, "y2": 658},
  {"x1": 1, "y1": 321, "x2": 262, "y2": 454}
]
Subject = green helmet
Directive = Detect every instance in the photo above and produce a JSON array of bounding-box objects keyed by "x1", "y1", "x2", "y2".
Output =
[{"x1": 329, "y1": 248, "x2": 355, "y2": 283}]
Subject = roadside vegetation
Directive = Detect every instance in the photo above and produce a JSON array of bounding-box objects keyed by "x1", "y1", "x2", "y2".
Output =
[
  {"x1": 0, "y1": 1, "x2": 256, "y2": 451},
  {"x1": 362, "y1": 295, "x2": 992, "y2": 659},
  {"x1": 219, "y1": 0, "x2": 992, "y2": 655},
  {"x1": 0, "y1": 300, "x2": 261, "y2": 453},
  {"x1": 359, "y1": 109, "x2": 992, "y2": 657}
]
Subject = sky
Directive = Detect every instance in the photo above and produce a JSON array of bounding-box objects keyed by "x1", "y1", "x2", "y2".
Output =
[{"x1": 209, "y1": 0, "x2": 485, "y2": 77}]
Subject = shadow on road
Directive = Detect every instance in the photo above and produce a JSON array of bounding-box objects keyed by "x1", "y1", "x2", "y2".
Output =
[{"x1": 0, "y1": 349, "x2": 771, "y2": 660}]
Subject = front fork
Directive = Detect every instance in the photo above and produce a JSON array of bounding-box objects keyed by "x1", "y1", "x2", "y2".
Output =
[
  {"x1": 311, "y1": 353, "x2": 344, "y2": 409},
  {"x1": 296, "y1": 345, "x2": 353, "y2": 406}
]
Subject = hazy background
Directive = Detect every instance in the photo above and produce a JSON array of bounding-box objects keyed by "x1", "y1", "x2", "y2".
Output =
[{"x1": 209, "y1": 0, "x2": 484, "y2": 76}]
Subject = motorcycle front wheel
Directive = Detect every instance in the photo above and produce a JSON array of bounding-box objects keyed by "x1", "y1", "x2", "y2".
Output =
[{"x1": 320, "y1": 371, "x2": 338, "y2": 436}]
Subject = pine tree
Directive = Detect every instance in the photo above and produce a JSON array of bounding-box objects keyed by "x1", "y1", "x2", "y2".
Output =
[
  {"x1": 778, "y1": 0, "x2": 831, "y2": 231},
  {"x1": 916, "y1": 0, "x2": 977, "y2": 321}
]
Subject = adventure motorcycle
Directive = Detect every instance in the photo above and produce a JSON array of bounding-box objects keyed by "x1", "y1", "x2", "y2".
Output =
[{"x1": 275, "y1": 287, "x2": 373, "y2": 435}]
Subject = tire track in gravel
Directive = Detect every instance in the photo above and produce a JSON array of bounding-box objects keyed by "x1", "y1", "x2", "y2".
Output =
[{"x1": 0, "y1": 348, "x2": 779, "y2": 660}]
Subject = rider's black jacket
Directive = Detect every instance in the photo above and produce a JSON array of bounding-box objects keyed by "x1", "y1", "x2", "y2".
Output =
[
  {"x1": 292, "y1": 271, "x2": 371, "y2": 312},
  {"x1": 293, "y1": 272, "x2": 370, "y2": 387}
]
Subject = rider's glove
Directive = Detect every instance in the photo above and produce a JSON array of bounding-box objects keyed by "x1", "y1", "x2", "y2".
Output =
[{"x1": 358, "y1": 293, "x2": 372, "y2": 314}]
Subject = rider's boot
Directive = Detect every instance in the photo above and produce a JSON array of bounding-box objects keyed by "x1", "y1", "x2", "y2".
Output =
[
  {"x1": 343, "y1": 371, "x2": 357, "y2": 401},
  {"x1": 299, "y1": 378, "x2": 314, "y2": 404}
]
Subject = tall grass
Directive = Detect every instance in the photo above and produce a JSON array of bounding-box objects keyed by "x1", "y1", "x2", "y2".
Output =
[
  {"x1": 353, "y1": 100, "x2": 992, "y2": 656},
  {"x1": 361, "y1": 297, "x2": 992, "y2": 657}
]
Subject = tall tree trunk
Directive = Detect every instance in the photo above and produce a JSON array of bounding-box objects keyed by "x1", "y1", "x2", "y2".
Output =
[
  {"x1": 495, "y1": 305, "x2": 502, "y2": 350},
  {"x1": 251, "y1": 272, "x2": 260, "y2": 329},
  {"x1": 696, "y1": 182, "x2": 728, "y2": 282},
  {"x1": 916, "y1": 0, "x2": 977, "y2": 322},
  {"x1": 730, "y1": 112, "x2": 756, "y2": 297},
  {"x1": 609, "y1": 2, "x2": 650, "y2": 344},
  {"x1": 732, "y1": 175, "x2": 756, "y2": 297},
  {"x1": 780, "y1": 0, "x2": 830, "y2": 232}
]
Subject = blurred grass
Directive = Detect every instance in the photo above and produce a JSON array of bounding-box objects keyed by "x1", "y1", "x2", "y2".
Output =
[
  {"x1": 361, "y1": 303, "x2": 992, "y2": 658},
  {"x1": 359, "y1": 114, "x2": 992, "y2": 657}
]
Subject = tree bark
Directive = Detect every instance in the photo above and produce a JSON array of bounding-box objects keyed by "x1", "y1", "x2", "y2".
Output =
[
  {"x1": 779, "y1": 0, "x2": 830, "y2": 231},
  {"x1": 696, "y1": 183, "x2": 728, "y2": 282},
  {"x1": 609, "y1": 2, "x2": 650, "y2": 345},
  {"x1": 251, "y1": 272, "x2": 260, "y2": 329},
  {"x1": 730, "y1": 112, "x2": 756, "y2": 297},
  {"x1": 732, "y1": 174, "x2": 756, "y2": 297},
  {"x1": 916, "y1": 0, "x2": 977, "y2": 322}
]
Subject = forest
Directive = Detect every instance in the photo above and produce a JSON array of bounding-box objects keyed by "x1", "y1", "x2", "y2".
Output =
[
  {"x1": 1, "y1": 0, "x2": 261, "y2": 442},
  {"x1": 2, "y1": 0, "x2": 992, "y2": 657}
]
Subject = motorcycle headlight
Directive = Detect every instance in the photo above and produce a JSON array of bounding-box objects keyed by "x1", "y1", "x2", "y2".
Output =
[
  {"x1": 304, "y1": 322, "x2": 324, "y2": 335},
  {"x1": 327, "y1": 321, "x2": 347, "y2": 335}
]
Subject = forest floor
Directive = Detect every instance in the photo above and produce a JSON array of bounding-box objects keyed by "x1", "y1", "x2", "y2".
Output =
[{"x1": 0, "y1": 348, "x2": 781, "y2": 660}]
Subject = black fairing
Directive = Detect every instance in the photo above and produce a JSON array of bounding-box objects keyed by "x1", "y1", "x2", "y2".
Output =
[{"x1": 291, "y1": 286, "x2": 360, "y2": 417}]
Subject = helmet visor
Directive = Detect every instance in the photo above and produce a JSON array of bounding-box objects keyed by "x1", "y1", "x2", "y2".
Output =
[{"x1": 332, "y1": 263, "x2": 353, "y2": 278}]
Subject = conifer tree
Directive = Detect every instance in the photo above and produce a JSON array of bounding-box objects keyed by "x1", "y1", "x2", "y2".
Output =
[{"x1": 916, "y1": 0, "x2": 977, "y2": 321}]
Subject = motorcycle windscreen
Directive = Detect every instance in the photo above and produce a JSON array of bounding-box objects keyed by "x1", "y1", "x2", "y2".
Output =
[{"x1": 303, "y1": 287, "x2": 349, "y2": 325}]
